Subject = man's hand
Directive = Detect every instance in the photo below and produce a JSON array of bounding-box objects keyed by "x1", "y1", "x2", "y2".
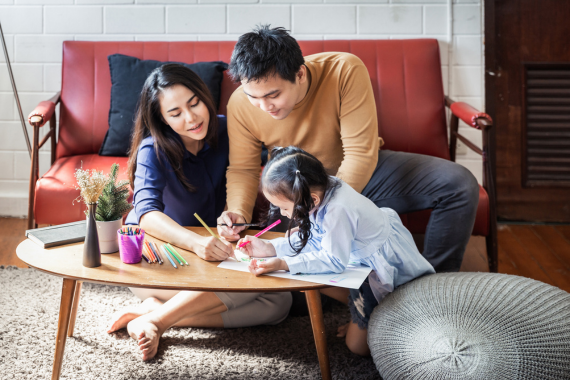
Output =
[
  {"x1": 194, "y1": 236, "x2": 234, "y2": 261},
  {"x1": 248, "y1": 258, "x2": 289, "y2": 277},
  {"x1": 237, "y1": 236, "x2": 277, "y2": 258},
  {"x1": 217, "y1": 211, "x2": 247, "y2": 241}
]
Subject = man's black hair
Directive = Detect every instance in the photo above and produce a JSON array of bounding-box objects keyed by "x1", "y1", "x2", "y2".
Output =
[{"x1": 228, "y1": 25, "x2": 305, "y2": 83}]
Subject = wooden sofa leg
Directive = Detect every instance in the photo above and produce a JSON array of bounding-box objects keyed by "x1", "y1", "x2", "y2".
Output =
[{"x1": 27, "y1": 124, "x2": 40, "y2": 230}]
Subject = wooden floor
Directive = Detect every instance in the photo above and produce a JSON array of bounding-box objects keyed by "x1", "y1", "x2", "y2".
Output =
[{"x1": 2, "y1": 217, "x2": 569, "y2": 293}]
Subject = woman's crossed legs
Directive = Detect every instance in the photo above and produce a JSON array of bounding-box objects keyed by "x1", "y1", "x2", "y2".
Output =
[{"x1": 107, "y1": 289, "x2": 292, "y2": 361}]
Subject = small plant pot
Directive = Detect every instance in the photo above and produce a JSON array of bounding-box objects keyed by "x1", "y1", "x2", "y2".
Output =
[{"x1": 96, "y1": 218, "x2": 122, "y2": 254}]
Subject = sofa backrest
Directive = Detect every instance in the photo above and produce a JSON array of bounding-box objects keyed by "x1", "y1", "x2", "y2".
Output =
[{"x1": 58, "y1": 39, "x2": 448, "y2": 160}]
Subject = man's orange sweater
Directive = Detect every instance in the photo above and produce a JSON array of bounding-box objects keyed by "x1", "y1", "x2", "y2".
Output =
[{"x1": 227, "y1": 52, "x2": 382, "y2": 222}]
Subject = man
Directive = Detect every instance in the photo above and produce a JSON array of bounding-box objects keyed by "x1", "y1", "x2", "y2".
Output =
[{"x1": 217, "y1": 25, "x2": 479, "y2": 274}]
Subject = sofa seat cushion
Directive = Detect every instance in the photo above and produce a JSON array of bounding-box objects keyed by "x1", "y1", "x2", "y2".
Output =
[
  {"x1": 34, "y1": 155, "x2": 131, "y2": 225},
  {"x1": 398, "y1": 185, "x2": 489, "y2": 236}
]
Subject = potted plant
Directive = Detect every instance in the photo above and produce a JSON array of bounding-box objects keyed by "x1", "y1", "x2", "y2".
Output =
[{"x1": 93, "y1": 163, "x2": 133, "y2": 253}]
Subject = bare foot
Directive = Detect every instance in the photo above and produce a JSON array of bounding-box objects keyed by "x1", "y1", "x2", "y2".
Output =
[
  {"x1": 107, "y1": 297, "x2": 163, "y2": 333},
  {"x1": 337, "y1": 322, "x2": 350, "y2": 338},
  {"x1": 127, "y1": 314, "x2": 165, "y2": 361}
]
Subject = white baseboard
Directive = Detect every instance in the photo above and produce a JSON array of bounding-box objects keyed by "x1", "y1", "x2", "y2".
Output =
[{"x1": 0, "y1": 196, "x2": 28, "y2": 218}]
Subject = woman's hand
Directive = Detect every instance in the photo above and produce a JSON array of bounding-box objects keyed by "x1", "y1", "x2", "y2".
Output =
[
  {"x1": 217, "y1": 211, "x2": 247, "y2": 241},
  {"x1": 193, "y1": 235, "x2": 234, "y2": 262},
  {"x1": 248, "y1": 258, "x2": 289, "y2": 277},
  {"x1": 237, "y1": 236, "x2": 277, "y2": 258}
]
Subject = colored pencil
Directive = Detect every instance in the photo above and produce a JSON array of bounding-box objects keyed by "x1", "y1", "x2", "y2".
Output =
[
  {"x1": 166, "y1": 244, "x2": 188, "y2": 266},
  {"x1": 145, "y1": 242, "x2": 156, "y2": 263},
  {"x1": 143, "y1": 244, "x2": 155, "y2": 263},
  {"x1": 153, "y1": 245, "x2": 164, "y2": 264},
  {"x1": 160, "y1": 245, "x2": 177, "y2": 268},
  {"x1": 144, "y1": 241, "x2": 156, "y2": 263},
  {"x1": 148, "y1": 242, "x2": 160, "y2": 263},
  {"x1": 193, "y1": 213, "x2": 219, "y2": 239},
  {"x1": 142, "y1": 252, "x2": 151, "y2": 263},
  {"x1": 163, "y1": 244, "x2": 182, "y2": 265},
  {"x1": 238, "y1": 219, "x2": 282, "y2": 248}
]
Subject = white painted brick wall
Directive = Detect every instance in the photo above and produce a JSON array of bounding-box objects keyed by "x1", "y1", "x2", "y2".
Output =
[
  {"x1": 45, "y1": 6, "x2": 103, "y2": 34},
  {"x1": 105, "y1": 6, "x2": 165, "y2": 34},
  {"x1": 294, "y1": 6, "x2": 356, "y2": 34},
  {"x1": 0, "y1": 6, "x2": 43, "y2": 34},
  {"x1": 167, "y1": 6, "x2": 226, "y2": 34},
  {"x1": 0, "y1": 0, "x2": 485, "y2": 216},
  {"x1": 360, "y1": 5, "x2": 423, "y2": 35},
  {"x1": 228, "y1": 5, "x2": 290, "y2": 34}
]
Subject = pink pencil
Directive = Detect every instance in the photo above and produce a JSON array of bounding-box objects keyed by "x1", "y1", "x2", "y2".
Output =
[{"x1": 238, "y1": 219, "x2": 282, "y2": 248}]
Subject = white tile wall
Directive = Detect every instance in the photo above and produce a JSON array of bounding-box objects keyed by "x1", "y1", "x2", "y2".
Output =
[{"x1": 0, "y1": 0, "x2": 484, "y2": 216}]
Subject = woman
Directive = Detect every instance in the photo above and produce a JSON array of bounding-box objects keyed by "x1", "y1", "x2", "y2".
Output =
[{"x1": 107, "y1": 64, "x2": 292, "y2": 361}]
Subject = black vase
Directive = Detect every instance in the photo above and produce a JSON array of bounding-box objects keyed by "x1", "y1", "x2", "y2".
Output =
[{"x1": 83, "y1": 202, "x2": 101, "y2": 268}]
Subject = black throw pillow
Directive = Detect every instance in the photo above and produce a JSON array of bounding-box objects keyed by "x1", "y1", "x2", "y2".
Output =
[{"x1": 100, "y1": 54, "x2": 228, "y2": 157}]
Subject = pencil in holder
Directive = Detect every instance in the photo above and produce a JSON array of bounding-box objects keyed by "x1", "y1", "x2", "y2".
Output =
[{"x1": 117, "y1": 228, "x2": 144, "y2": 264}]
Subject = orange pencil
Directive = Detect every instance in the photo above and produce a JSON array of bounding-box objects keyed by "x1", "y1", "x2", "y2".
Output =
[{"x1": 144, "y1": 241, "x2": 157, "y2": 262}]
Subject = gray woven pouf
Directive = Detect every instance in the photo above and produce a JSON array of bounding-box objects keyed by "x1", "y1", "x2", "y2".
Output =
[{"x1": 368, "y1": 273, "x2": 570, "y2": 380}]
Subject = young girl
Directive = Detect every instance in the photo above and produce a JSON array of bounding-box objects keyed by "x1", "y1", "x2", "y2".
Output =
[
  {"x1": 238, "y1": 146, "x2": 435, "y2": 356},
  {"x1": 107, "y1": 64, "x2": 291, "y2": 361}
]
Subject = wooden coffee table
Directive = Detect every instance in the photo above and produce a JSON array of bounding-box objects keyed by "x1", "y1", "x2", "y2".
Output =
[{"x1": 16, "y1": 227, "x2": 332, "y2": 380}]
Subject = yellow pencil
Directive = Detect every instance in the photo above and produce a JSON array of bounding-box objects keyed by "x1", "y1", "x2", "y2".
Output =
[{"x1": 194, "y1": 213, "x2": 219, "y2": 239}]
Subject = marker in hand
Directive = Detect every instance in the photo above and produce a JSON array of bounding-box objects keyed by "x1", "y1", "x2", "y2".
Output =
[{"x1": 238, "y1": 220, "x2": 282, "y2": 248}]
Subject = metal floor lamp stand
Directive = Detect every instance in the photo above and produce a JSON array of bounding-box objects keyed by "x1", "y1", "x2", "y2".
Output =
[{"x1": 0, "y1": 22, "x2": 31, "y2": 157}]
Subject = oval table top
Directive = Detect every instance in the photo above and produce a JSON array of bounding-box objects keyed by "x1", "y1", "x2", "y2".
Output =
[{"x1": 17, "y1": 227, "x2": 328, "y2": 292}]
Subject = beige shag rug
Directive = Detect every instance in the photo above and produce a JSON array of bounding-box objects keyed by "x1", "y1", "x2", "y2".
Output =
[{"x1": 0, "y1": 266, "x2": 381, "y2": 380}]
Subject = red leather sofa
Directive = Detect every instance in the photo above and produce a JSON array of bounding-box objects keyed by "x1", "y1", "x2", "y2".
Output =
[{"x1": 27, "y1": 39, "x2": 496, "y2": 271}]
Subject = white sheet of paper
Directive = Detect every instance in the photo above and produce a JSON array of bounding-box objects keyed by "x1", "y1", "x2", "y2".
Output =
[{"x1": 219, "y1": 250, "x2": 372, "y2": 289}]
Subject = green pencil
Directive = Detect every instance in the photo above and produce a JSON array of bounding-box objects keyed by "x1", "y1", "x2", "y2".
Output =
[
  {"x1": 162, "y1": 244, "x2": 182, "y2": 266},
  {"x1": 166, "y1": 243, "x2": 189, "y2": 266},
  {"x1": 194, "y1": 213, "x2": 219, "y2": 239}
]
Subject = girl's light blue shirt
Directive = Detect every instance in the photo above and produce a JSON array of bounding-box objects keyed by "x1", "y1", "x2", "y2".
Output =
[{"x1": 271, "y1": 179, "x2": 435, "y2": 302}]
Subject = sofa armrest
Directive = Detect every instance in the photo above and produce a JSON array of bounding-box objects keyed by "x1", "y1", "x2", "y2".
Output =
[
  {"x1": 27, "y1": 92, "x2": 61, "y2": 127},
  {"x1": 445, "y1": 96, "x2": 493, "y2": 130}
]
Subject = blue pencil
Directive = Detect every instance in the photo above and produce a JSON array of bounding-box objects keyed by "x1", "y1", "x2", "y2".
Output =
[{"x1": 160, "y1": 245, "x2": 177, "y2": 268}]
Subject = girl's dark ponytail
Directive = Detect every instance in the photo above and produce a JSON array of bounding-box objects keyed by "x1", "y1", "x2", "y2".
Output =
[
  {"x1": 289, "y1": 169, "x2": 313, "y2": 254},
  {"x1": 261, "y1": 146, "x2": 339, "y2": 254}
]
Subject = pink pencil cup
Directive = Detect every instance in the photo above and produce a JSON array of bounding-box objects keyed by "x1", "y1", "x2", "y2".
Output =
[{"x1": 117, "y1": 229, "x2": 144, "y2": 264}]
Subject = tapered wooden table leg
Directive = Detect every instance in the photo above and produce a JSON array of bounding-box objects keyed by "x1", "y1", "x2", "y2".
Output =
[
  {"x1": 305, "y1": 289, "x2": 331, "y2": 380},
  {"x1": 67, "y1": 281, "x2": 82, "y2": 337},
  {"x1": 52, "y1": 278, "x2": 76, "y2": 380}
]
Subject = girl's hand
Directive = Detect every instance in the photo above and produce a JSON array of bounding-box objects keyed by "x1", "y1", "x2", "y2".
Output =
[
  {"x1": 194, "y1": 236, "x2": 234, "y2": 262},
  {"x1": 237, "y1": 236, "x2": 276, "y2": 258},
  {"x1": 248, "y1": 258, "x2": 289, "y2": 276},
  {"x1": 217, "y1": 211, "x2": 246, "y2": 241}
]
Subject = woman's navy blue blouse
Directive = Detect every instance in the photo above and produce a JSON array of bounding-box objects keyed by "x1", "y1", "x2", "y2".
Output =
[{"x1": 125, "y1": 116, "x2": 228, "y2": 227}]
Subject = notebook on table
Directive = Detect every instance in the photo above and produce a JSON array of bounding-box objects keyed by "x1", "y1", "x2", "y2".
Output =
[{"x1": 25, "y1": 221, "x2": 86, "y2": 249}]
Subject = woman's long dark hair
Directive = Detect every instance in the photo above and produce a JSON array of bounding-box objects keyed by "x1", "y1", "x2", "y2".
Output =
[
  {"x1": 261, "y1": 146, "x2": 339, "y2": 254},
  {"x1": 127, "y1": 63, "x2": 218, "y2": 193}
]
